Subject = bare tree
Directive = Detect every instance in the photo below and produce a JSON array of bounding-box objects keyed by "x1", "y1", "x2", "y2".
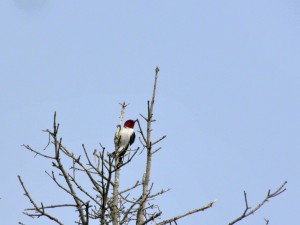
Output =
[{"x1": 18, "y1": 67, "x2": 287, "y2": 225}]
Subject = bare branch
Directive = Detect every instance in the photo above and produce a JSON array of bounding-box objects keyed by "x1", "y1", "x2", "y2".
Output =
[
  {"x1": 69, "y1": 174, "x2": 101, "y2": 206},
  {"x1": 156, "y1": 200, "x2": 216, "y2": 225},
  {"x1": 42, "y1": 129, "x2": 52, "y2": 150},
  {"x1": 120, "y1": 180, "x2": 142, "y2": 195},
  {"x1": 228, "y1": 181, "x2": 287, "y2": 225},
  {"x1": 112, "y1": 102, "x2": 127, "y2": 225},
  {"x1": 45, "y1": 171, "x2": 85, "y2": 204},
  {"x1": 151, "y1": 135, "x2": 167, "y2": 146},
  {"x1": 57, "y1": 143, "x2": 107, "y2": 195},
  {"x1": 141, "y1": 211, "x2": 162, "y2": 225},
  {"x1": 21, "y1": 144, "x2": 55, "y2": 159},
  {"x1": 264, "y1": 218, "x2": 270, "y2": 225},
  {"x1": 25, "y1": 203, "x2": 77, "y2": 211},
  {"x1": 152, "y1": 147, "x2": 162, "y2": 155},
  {"x1": 139, "y1": 113, "x2": 148, "y2": 122},
  {"x1": 51, "y1": 118, "x2": 87, "y2": 224},
  {"x1": 137, "y1": 66, "x2": 160, "y2": 225},
  {"x1": 148, "y1": 188, "x2": 171, "y2": 199},
  {"x1": 136, "y1": 119, "x2": 147, "y2": 144},
  {"x1": 81, "y1": 144, "x2": 112, "y2": 190},
  {"x1": 18, "y1": 175, "x2": 64, "y2": 225}
]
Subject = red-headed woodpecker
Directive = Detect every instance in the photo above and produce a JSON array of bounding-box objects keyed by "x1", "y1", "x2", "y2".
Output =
[{"x1": 112, "y1": 119, "x2": 136, "y2": 163}]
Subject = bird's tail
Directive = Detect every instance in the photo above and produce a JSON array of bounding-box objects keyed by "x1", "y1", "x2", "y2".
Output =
[{"x1": 109, "y1": 147, "x2": 126, "y2": 166}]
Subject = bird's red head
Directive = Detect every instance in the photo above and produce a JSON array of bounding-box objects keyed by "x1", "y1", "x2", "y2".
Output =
[{"x1": 124, "y1": 120, "x2": 136, "y2": 129}]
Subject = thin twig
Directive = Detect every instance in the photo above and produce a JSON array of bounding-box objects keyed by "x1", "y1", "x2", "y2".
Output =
[
  {"x1": 21, "y1": 144, "x2": 55, "y2": 159},
  {"x1": 25, "y1": 203, "x2": 77, "y2": 211},
  {"x1": 264, "y1": 218, "x2": 270, "y2": 225},
  {"x1": 151, "y1": 135, "x2": 167, "y2": 146},
  {"x1": 119, "y1": 181, "x2": 142, "y2": 195},
  {"x1": 136, "y1": 119, "x2": 147, "y2": 144}
]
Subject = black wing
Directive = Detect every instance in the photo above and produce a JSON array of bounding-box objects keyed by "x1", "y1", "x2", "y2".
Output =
[{"x1": 130, "y1": 132, "x2": 135, "y2": 146}]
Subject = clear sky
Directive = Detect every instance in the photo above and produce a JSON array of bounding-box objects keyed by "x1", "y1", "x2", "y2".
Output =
[{"x1": 1, "y1": 1, "x2": 299, "y2": 224}]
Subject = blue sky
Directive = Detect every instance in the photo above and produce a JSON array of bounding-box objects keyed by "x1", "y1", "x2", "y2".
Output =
[{"x1": 1, "y1": 1, "x2": 299, "y2": 224}]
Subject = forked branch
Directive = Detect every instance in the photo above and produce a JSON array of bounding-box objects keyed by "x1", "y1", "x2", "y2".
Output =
[{"x1": 228, "y1": 181, "x2": 287, "y2": 225}]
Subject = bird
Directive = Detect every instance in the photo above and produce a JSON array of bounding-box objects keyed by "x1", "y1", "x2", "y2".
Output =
[{"x1": 112, "y1": 119, "x2": 136, "y2": 164}]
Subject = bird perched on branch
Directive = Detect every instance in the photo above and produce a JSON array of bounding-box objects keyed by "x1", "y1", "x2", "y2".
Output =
[{"x1": 112, "y1": 119, "x2": 136, "y2": 164}]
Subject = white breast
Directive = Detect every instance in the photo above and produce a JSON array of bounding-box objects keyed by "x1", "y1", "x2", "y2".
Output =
[{"x1": 119, "y1": 127, "x2": 134, "y2": 148}]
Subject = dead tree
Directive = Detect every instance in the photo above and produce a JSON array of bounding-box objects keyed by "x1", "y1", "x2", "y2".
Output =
[{"x1": 18, "y1": 67, "x2": 287, "y2": 225}]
